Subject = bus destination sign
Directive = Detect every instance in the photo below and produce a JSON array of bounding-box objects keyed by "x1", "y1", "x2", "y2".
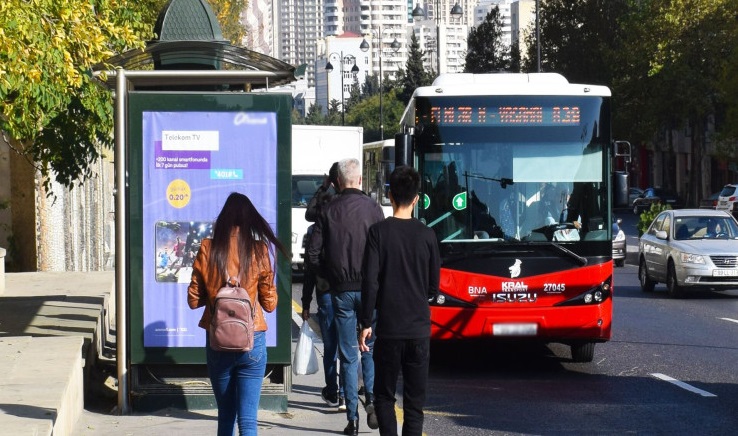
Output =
[{"x1": 430, "y1": 105, "x2": 581, "y2": 126}]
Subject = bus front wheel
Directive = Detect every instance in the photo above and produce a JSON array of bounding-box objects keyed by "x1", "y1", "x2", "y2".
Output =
[{"x1": 571, "y1": 342, "x2": 595, "y2": 362}]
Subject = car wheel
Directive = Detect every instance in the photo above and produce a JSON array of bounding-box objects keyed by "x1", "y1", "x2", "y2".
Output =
[
  {"x1": 615, "y1": 258, "x2": 625, "y2": 267},
  {"x1": 666, "y1": 261, "x2": 685, "y2": 298},
  {"x1": 571, "y1": 342, "x2": 595, "y2": 363},
  {"x1": 633, "y1": 204, "x2": 640, "y2": 215},
  {"x1": 639, "y1": 257, "x2": 655, "y2": 292}
]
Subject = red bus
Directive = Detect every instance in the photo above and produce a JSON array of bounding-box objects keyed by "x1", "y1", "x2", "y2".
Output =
[{"x1": 395, "y1": 73, "x2": 615, "y2": 362}]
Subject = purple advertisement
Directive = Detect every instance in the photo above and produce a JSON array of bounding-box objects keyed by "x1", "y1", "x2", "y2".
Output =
[{"x1": 142, "y1": 111, "x2": 278, "y2": 348}]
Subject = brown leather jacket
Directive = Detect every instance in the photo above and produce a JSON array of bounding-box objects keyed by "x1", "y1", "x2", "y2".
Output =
[{"x1": 187, "y1": 236, "x2": 277, "y2": 332}]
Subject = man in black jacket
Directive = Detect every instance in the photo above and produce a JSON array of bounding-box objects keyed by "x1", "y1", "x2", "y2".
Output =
[
  {"x1": 359, "y1": 166, "x2": 440, "y2": 436},
  {"x1": 307, "y1": 157, "x2": 385, "y2": 435},
  {"x1": 301, "y1": 162, "x2": 345, "y2": 410}
]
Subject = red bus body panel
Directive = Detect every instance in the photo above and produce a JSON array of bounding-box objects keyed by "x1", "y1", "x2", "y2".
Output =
[{"x1": 430, "y1": 261, "x2": 613, "y2": 342}]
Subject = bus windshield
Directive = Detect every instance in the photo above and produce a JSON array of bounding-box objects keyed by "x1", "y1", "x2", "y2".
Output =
[{"x1": 414, "y1": 95, "x2": 611, "y2": 246}]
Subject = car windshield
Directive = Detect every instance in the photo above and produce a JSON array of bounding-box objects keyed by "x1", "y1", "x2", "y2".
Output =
[
  {"x1": 672, "y1": 215, "x2": 738, "y2": 240},
  {"x1": 292, "y1": 175, "x2": 322, "y2": 207}
]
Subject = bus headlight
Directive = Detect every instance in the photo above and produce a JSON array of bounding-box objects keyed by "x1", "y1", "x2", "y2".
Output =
[
  {"x1": 429, "y1": 292, "x2": 475, "y2": 308},
  {"x1": 555, "y1": 278, "x2": 612, "y2": 307}
]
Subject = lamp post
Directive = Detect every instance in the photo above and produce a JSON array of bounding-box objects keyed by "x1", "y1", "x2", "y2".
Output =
[
  {"x1": 360, "y1": 28, "x2": 401, "y2": 140},
  {"x1": 536, "y1": 0, "x2": 541, "y2": 72},
  {"x1": 412, "y1": 1, "x2": 463, "y2": 76},
  {"x1": 325, "y1": 52, "x2": 359, "y2": 125}
]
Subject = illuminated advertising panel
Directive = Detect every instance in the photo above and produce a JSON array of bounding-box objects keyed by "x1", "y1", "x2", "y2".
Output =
[{"x1": 128, "y1": 93, "x2": 292, "y2": 364}]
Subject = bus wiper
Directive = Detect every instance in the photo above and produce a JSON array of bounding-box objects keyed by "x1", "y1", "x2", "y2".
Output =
[
  {"x1": 463, "y1": 171, "x2": 514, "y2": 188},
  {"x1": 531, "y1": 241, "x2": 588, "y2": 266},
  {"x1": 442, "y1": 246, "x2": 503, "y2": 264}
]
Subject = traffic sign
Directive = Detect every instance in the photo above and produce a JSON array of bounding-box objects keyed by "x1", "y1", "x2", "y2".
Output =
[{"x1": 452, "y1": 192, "x2": 467, "y2": 210}]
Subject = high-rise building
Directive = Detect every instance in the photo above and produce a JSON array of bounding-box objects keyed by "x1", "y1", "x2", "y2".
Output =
[
  {"x1": 315, "y1": 35, "x2": 366, "y2": 115},
  {"x1": 277, "y1": 0, "x2": 325, "y2": 87},
  {"x1": 473, "y1": 0, "x2": 513, "y2": 49},
  {"x1": 411, "y1": 0, "x2": 473, "y2": 74},
  {"x1": 511, "y1": 0, "x2": 536, "y2": 66},
  {"x1": 359, "y1": 0, "x2": 407, "y2": 80},
  {"x1": 241, "y1": 0, "x2": 278, "y2": 58}
]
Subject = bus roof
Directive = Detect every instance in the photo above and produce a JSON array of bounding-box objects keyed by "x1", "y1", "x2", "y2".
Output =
[{"x1": 412, "y1": 73, "x2": 611, "y2": 98}]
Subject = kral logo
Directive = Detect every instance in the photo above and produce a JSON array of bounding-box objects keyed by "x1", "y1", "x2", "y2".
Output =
[{"x1": 501, "y1": 281, "x2": 529, "y2": 292}]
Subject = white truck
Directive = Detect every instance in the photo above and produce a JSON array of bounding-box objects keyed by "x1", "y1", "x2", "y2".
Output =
[{"x1": 291, "y1": 125, "x2": 363, "y2": 278}]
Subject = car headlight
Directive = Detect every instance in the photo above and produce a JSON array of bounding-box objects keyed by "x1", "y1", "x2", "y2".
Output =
[
  {"x1": 679, "y1": 252, "x2": 705, "y2": 264},
  {"x1": 614, "y1": 229, "x2": 625, "y2": 242}
]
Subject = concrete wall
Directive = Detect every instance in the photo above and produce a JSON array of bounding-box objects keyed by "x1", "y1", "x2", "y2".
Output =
[{"x1": 0, "y1": 133, "x2": 115, "y2": 272}]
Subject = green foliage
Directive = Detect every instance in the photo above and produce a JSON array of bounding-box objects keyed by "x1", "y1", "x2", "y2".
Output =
[
  {"x1": 522, "y1": 0, "x2": 627, "y2": 85},
  {"x1": 304, "y1": 103, "x2": 325, "y2": 125},
  {"x1": 0, "y1": 0, "x2": 160, "y2": 190},
  {"x1": 291, "y1": 108, "x2": 304, "y2": 124},
  {"x1": 465, "y1": 7, "x2": 511, "y2": 73},
  {"x1": 345, "y1": 89, "x2": 404, "y2": 142},
  {"x1": 637, "y1": 202, "x2": 671, "y2": 236},
  {"x1": 0, "y1": 0, "x2": 247, "y2": 192},
  {"x1": 396, "y1": 33, "x2": 434, "y2": 105}
]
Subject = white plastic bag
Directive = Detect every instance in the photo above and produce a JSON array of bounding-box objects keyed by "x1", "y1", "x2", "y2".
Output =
[{"x1": 293, "y1": 321, "x2": 319, "y2": 375}]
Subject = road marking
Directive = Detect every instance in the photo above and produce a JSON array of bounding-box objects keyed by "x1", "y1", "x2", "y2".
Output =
[
  {"x1": 651, "y1": 373, "x2": 717, "y2": 397},
  {"x1": 718, "y1": 317, "x2": 738, "y2": 325}
]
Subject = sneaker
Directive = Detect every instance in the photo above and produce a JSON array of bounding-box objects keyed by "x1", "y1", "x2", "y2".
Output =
[
  {"x1": 365, "y1": 393, "x2": 378, "y2": 430},
  {"x1": 337, "y1": 396, "x2": 346, "y2": 411},
  {"x1": 321, "y1": 386, "x2": 339, "y2": 407}
]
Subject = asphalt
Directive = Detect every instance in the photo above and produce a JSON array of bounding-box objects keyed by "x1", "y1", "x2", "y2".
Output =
[{"x1": 0, "y1": 271, "x2": 371, "y2": 436}]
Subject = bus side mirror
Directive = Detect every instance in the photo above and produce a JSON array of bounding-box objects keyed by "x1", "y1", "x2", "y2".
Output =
[{"x1": 395, "y1": 133, "x2": 413, "y2": 167}]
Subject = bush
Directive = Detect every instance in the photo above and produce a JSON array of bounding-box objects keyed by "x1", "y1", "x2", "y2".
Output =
[{"x1": 637, "y1": 202, "x2": 671, "y2": 236}]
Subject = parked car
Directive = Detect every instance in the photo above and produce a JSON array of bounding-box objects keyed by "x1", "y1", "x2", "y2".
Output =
[
  {"x1": 638, "y1": 209, "x2": 738, "y2": 297},
  {"x1": 612, "y1": 217, "x2": 626, "y2": 267},
  {"x1": 716, "y1": 184, "x2": 738, "y2": 218},
  {"x1": 632, "y1": 187, "x2": 683, "y2": 215},
  {"x1": 628, "y1": 187, "x2": 644, "y2": 206},
  {"x1": 699, "y1": 191, "x2": 720, "y2": 209}
]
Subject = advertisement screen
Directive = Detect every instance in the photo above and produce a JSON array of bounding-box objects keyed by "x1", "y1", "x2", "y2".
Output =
[{"x1": 141, "y1": 111, "x2": 278, "y2": 348}]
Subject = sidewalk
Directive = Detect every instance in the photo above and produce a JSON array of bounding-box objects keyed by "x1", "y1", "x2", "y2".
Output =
[
  {"x1": 0, "y1": 272, "x2": 358, "y2": 436},
  {"x1": 74, "y1": 339, "x2": 351, "y2": 435},
  {"x1": 74, "y1": 317, "x2": 356, "y2": 435},
  {"x1": 0, "y1": 272, "x2": 112, "y2": 436}
]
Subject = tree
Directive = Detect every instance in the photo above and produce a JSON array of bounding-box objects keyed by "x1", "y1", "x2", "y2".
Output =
[
  {"x1": 208, "y1": 0, "x2": 247, "y2": 44},
  {"x1": 346, "y1": 89, "x2": 404, "y2": 142},
  {"x1": 522, "y1": 0, "x2": 627, "y2": 85},
  {"x1": 464, "y1": 7, "x2": 510, "y2": 73},
  {"x1": 614, "y1": 0, "x2": 735, "y2": 204},
  {"x1": 0, "y1": 0, "x2": 248, "y2": 191},
  {"x1": 0, "y1": 0, "x2": 157, "y2": 189},
  {"x1": 397, "y1": 32, "x2": 434, "y2": 105},
  {"x1": 304, "y1": 103, "x2": 325, "y2": 125}
]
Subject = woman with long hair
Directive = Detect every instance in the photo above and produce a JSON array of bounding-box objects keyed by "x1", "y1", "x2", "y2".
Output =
[{"x1": 188, "y1": 192, "x2": 286, "y2": 436}]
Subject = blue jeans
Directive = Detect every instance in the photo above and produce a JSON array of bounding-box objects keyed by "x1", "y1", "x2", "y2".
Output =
[
  {"x1": 332, "y1": 291, "x2": 375, "y2": 421},
  {"x1": 207, "y1": 331, "x2": 267, "y2": 436},
  {"x1": 316, "y1": 291, "x2": 343, "y2": 397}
]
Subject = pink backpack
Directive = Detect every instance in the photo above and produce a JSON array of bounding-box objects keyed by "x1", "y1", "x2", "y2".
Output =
[{"x1": 209, "y1": 276, "x2": 255, "y2": 352}]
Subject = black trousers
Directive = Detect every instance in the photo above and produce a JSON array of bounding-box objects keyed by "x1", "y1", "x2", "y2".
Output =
[{"x1": 373, "y1": 337, "x2": 430, "y2": 436}]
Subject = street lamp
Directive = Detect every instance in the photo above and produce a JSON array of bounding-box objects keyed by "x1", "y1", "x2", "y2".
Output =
[
  {"x1": 360, "y1": 28, "x2": 401, "y2": 140},
  {"x1": 412, "y1": 1, "x2": 463, "y2": 76},
  {"x1": 325, "y1": 52, "x2": 359, "y2": 125}
]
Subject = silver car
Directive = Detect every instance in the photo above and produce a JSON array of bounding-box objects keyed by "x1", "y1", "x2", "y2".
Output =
[{"x1": 638, "y1": 209, "x2": 738, "y2": 297}]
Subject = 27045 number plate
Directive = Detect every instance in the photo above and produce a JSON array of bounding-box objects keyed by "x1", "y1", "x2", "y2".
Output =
[
  {"x1": 713, "y1": 269, "x2": 738, "y2": 277},
  {"x1": 492, "y1": 323, "x2": 538, "y2": 336}
]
